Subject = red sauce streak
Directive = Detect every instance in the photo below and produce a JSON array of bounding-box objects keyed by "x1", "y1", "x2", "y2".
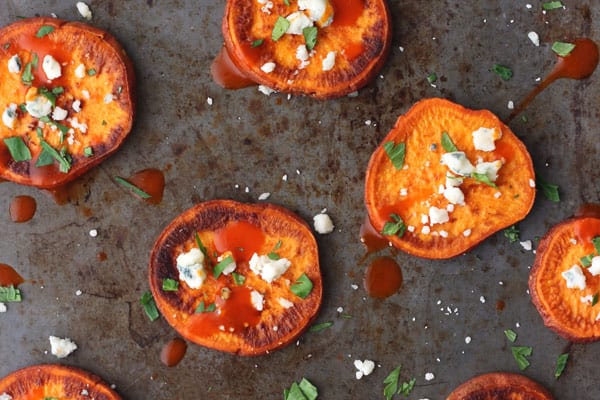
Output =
[
  {"x1": 9, "y1": 195, "x2": 36, "y2": 222},
  {"x1": 363, "y1": 256, "x2": 403, "y2": 298},
  {"x1": 330, "y1": 0, "x2": 365, "y2": 27},
  {"x1": 211, "y1": 46, "x2": 256, "y2": 89},
  {"x1": 496, "y1": 300, "x2": 506, "y2": 311},
  {"x1": 509, "y1": 38, "x2": 599, "y2": 121},
  {"x1": 360, "y1": 215, "x2": 389, "y2": 256},
  {"x1": 185, "y1": 286, "x2": 261, "y2": 337},
  {"x1": 126, "y1": 168, "x2": 165, "y2": 205},
  {"x1": 97, "y1": 251, "x2": 108, "y2": 262},
  {"x1": 213, "y1": 220, "x2": 265, "y2": 263},
  {"x1": 575, "y1": 203, "x2": 600, "y2": 219},
  {"x1": 0, "y1": 264, "x2": 24, "y2": 287},
  {"x1": 574, "y1": 218, "x2": 600, "y2": 249},
  {"x1": 160, "y1": 337, "x2": 187, "y2": 367}
]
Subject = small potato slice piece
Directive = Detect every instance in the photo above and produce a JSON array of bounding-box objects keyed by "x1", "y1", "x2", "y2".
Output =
[
  {"x1": 0, "y1": 364, "x2": 121, "y2": 399},
  {"x1": 149, "y1": 200, "x2": 322, "y2": 356},
  {"x1": 0, "y1": 17, "x2": 135, "y2": 188},
  {"x1": 447, "y1": 372, "x2": 554, "y2": 400},
  {"x1": 365, "y1": 98, "x2": 535, "y2": 259}
]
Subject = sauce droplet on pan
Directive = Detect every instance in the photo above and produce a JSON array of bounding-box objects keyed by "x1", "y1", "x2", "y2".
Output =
[
  {"x1": 510, "y1": 38, "x2": 599, "y2": 121},
  {"x1": 575, "y1": 203, "x2": 600, "y2": 219},
  {"x1": 212, "y1": 47, "x2": 257, "y2": 89},
  {"x1": 160, "y1": 337, "x2": 187, "y2": 367},
  {"x1": 0, "y1": 264, "x2": 24, "y2": 287},
  {"x1": 364, "y1": 256, "x2": 402, "y2": 298},
  {"x1": 574, "y1": 218, "x2": 600, "y2": 248},
  {"x1": 126, "y1": 168, "x2": 165, "y2": 204},
  {"x1": 9, "y1": 195, "x2": 36, "y2": 222},
  {"x1": 496, "y1": 300, "x2": 506, "y2": 311},
  {"x1": 97, "y1": 251, "x2": 108, "y2": 262},
  {"x1": 360, "y1": 215, "x2": 389, "y2": 256}
]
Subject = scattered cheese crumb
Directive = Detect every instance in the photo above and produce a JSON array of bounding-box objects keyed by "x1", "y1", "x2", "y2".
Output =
[
  {"x1": 313, "y1": 213, "x2": 334, "y2": 234},
  {"x1": 207, "y1": 97, "x2": 213, "y2": 106},
  {"x1": 260, "y1": 62, "x2": 276, "y2": 73},
  {"x1": 250, "y1": 290, "x2": 264, "y2": 311},
  {"x1": 258, "y1": 192, "x2": 270, "y2": 201},
  {"x1": 0, "y1": 303, "x2": 6, "y2": 313},
  {"x1": 425, "y1": 372, "x2": 435, "y2": 381},
  {"x1": 75, "y1": 290, "x2": 82, "y2": 296},
  {"x1": 278, "y1": 298, "x2": 294, "y2": 309},
  {"x1": 354, "y1": 359, "x2": 375, "y2": 379},
  {"x1": 562, "y1": 265, "x2": 586, "y2": 290},
  {"x1": 49, "y1": 336, "x2": 78, "y2": 358},
  {"x1": 52, "y1": 106, "x2": 68, "y2": 121},
  {"x1": 465, "y1": 336, "x2": 472, "y2": 344},
  {"x1": 507, "y1": 101, "x2": 514, "y2": 110},
  {"x1": 258, "y1": 85, "x2": 276, "y2": 96},
  {"x1": 72, "y1": 100, "x2": 82, "y2": 113},
  {"x1": 520, "y1": 240, "x2": 532, "y2": 251},
  {"x1": 104, "y1": 93, "x2": 114, "y2": 104},
  {"x1": 0, "y1": 393, "x2": 12, "y2": 400},
  {"x1": 322, "y1": 51, "x2": 336, "y2": 71},
  {"x1": 337, "y1": 307, "x2": 344, "y2": 313},
  {"x1": 76, "y1": 2, "x2": 93, "y2": 20},
  {"x1": 89, "y1": 229, "x2": 98, "y2": 237},
  {"x1": 529, "y1": 179, "x2": 536, "y2": 188},
  {"x1": 75, "y1": 63, "x2": 85, "y2": 78},
  {"x1": 479, "y1": 296, "x2": 486, "y2": 303},
  {"x1": 528, "y1": 31, "x2": 540, "y2": 46}
]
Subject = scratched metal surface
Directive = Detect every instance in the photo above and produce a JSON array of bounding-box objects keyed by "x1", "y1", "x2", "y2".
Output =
[{"x1": 1, "y1": 1, "x2": 599, "y2": 399}]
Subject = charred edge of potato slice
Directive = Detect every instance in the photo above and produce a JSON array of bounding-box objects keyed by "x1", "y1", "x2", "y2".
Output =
[
  {"x1": 0, "y1": 17, "x2": 135, "y2": 188},
  {"x1": 446, "y1": 372, "x2": 555, "y2": 400},
  {"x1": 0, "y1": 364, "x2": 121, "y2": 399},
  {"x1": 149, "y1": 200, "x2": 322, "y2": 356},
  {"x1": 529, "y1": 216, "x2": 600, "y2": 343},
  {"x1": 222, "y1": 0, "x2": 392, "y2": 99},
  {"x1": 365, "y1": 98, "x2": 535, "y2": 259}
]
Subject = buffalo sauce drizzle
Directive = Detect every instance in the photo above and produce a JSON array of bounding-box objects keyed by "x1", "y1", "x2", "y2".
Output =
[
  {"x1": 574, "y1": 218, "x2": 600, "y2": 251},
  {"x1": 213, "y1": 220, "x2": 265, "y2": 263},
  {"x1": 509, "y1": 38, "x2": 599, "y2": 121},
  {"x1": 0, "y1": 263, "x2": 24, "y2": 287},
  {"x1": 575, "y1": 203, "x2": 600, "y2": 219},
  {"x1": 363, "y1": 256, "x2": 402, "y2": 298},
  {"x1": 9, "y1": 195, "x2": 36, "y2": 222},
  {"x1": 211, "y1": 46, "x2": 256, "y2": 89},
  {"x1": 125, "y1": 168, "x2": 165, "y2": 204},
  {"x1": 330, "y1": 0, "x2": 364, "y2": 27},
  {"x1": 160, "y1": 337, "x2": 187, "y2": 367},
  {"x1": 360, "y1": 215, "x2": 389, "y2": 255}
]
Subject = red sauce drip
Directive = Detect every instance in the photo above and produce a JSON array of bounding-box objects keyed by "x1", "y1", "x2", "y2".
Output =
[
  {"x1": 126, "y1": 168, "x2": 165, "y2": 205},
  {"x1": 496, "y1": 300, "x2": 506, "y2": 311},
  {"x1": 0, "y1": 264, "x2": 24, "y2": 287},
  {"x1": 213, "y1": 220, "x2": 265, "y2": 263},
  {"x1": 360, "y1": 215, "x2": 389, "y2": 255},
  {"x1": 9, "y1": 195, "x2": 36, "y2": 222},
  {"x1": 330, "y1": 0, "x2": 365, "y2": 27},
  {"x1": 160, "y1": 337, "x2": 187, "y2": 367},
  {"x1": 343, "y1": 42, "x2": 364, "y2": 61},
  {"x1": 574, "y1": 218, "x2": 600, "y2": 248},
  {"x1": 510, "y1": 38, "x2": 599, "y2": 120},
  {"x1": 363, "y1": 257, "x2": 403, "y2": 298},
  {"x1": 211, "y1": 46, "x2": 256, "y2": 89},
  {"x1": 185, "y1": 286, "x2": 261, "y2": 337},
  {"x1": 97, "y1": 251, "x2": 107, "y2": 262},
  {"x1": 575, "y1": 203, "x2": 600, "y2": 219},
  {"x1": 493, "y1": 140, "x2": 514, "y2": 163}
]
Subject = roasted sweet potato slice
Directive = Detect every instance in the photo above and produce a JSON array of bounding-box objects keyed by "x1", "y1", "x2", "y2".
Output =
[
  {"x1": 447, "y1": 372, "x2": 554, "y2": 400},
  {"x1": 0, "y1": 17, "x2": 135, "y2": 188},
  {"x1": 220, "y1": 0, "x2": 391, "y2": 98},
  {"x1": 529, "y1": 216, "x2": 600, "y2": 342},
  {"x1": 365, "y1": 98, "x2": 535, "y2": 259},
  {"x1": 149, "y1": 200, "x2": 322, "y2": 356},
  {"x1": 0, "y1": 364, "x2": 121, "y2": 399}
]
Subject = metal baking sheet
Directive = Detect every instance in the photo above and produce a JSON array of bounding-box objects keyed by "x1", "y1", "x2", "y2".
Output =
[{"x1": 1, "y1": 1, "x2": 599, "y2": 398}]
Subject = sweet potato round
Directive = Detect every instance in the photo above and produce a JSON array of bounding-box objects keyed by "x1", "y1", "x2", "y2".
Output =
[
  {"x1": 149, "y1": 200, "x2": 322, "y2": 356},
  {"x1": 0, "y1": 364, "x2": 121, "y2": 399},
  {"x1": 222, "y1": 0, "x2": 391, "y2": 99},
  {"x1": 365, "y1": 98, "x2": 536, "y2": 259},
  {"x1": 0, "y1": 17, "x2": 135, "y2": 188},
  {"x1": 447, "y1": 372, "x2": 554, "y2": 400},
  {"x1": 529, "y1": 216, "x2": 600, "y2": 342}
]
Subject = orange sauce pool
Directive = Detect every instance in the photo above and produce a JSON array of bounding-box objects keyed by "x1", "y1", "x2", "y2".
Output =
[
  {"x1": 330, "y1": 0, "x2": 365, "y2": 27},
  {"x1": 213, "y1": 221, "x2": 265, "y2": 263},
  {"x1": 360, "y1": 215, "x2": 389, "y2": 256},
  {"x1": 160, "y1": 337, "x2": 187, "y2": 367},
  {"x1": 211, "y1": 46, "x2": 256, "y2": 89},
  {"x1": 575, "y1": 203, "x2": 600, "y2": 219},
  {"x1": 363, "y1": 256, "x2": 402, "y2": 298},
  {"x1": 0, "y1": 264, "x2": 24, "y2": 287},
  {"x1": 9, "y1": 195, "x2": 36, "y2": 222},
  {"x1": 124, "y1": 168, "x2": 165, "y2": 204},
  {"x1": 574, "y1": 218, "x2": 600, "y2": 250}
]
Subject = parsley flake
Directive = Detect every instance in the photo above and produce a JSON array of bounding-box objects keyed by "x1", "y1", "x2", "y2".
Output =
[
  {"x1": 3, "y1": 137, "x2": 32, "y2": 162},
  {"x1": 194, "y1": 231, "x2": 209, "y2": 260},
  {"x1": 536, "y1": 175, "x2": 560, "y2": 202},
  {"x1": 291, "y1": 273, "x2": 313, "y2": 299},
  {"x1": 36, "y1": 25, "x2": 55, "y2": 38},
  {"x1": 381, "y1": 213, "x2": 406, "y2": 238},
  {"x1": 426, "y1": 72, "x2": 437, "y2": 85},
  {"x1": 441, "y1": 131, "x2": 458, "y2": 152},
  {"x1": 492, "y1": 64, "x2": 513, "y2": 81},
  {"x1": 383, "y1": 366, "x2": 401, "y2": 400},
  {"x1": 552, "y1": 41, "x2": 576, "y2": 57},
  {"x1": 543, "y1": 1, "x2": 564, "y2": 10},
  {"x1": 232, "y1": 272, "x2": 246, "y2": 285},
  {"x1": 398, "y1": 378, "x2": 416, "y2": 396},
  {"x1": 272, "y1": 16, "x2": 290, "y2": 41},
  {"x1": 251, "y1": 39, "x2": 264, "y2": 48},
  {"x1": 472, "y1": 172, "x2": 497, "y2": 188},
  {"x1": 213, "y1": 255, "x2": 234, "y2": 278},
  {"x1": 87, "y1": 68, "x2": 97, "y2": 76},
  {"x1": 114, "y1": 176, "x2": 151, "y2": 199},
  {"x1": 592, "y1": 293, "x2": 599, "y2": 307},
  {"x1": 303, "y1": 26, "x2": 318, "y2": 51},
  {"x1": 0, "y1": 285, "x2": 22, "y2": 302},
  {"x1": 162, "y1": 278, "x2": 179, "y2": 291},
  {"x1": 309, "y1": 321, "x2": 333, "y2": 333},
  {"x1": 140, "y1": 291, "x2": 159, "y2": 321},
  {"x1": 504, "y1": 329, "x2": 517, "y2": 342},
  {"x1": 84, "y1": 146, "x2": 93, "y2": 157},
  {"x1": 383, "y1": 141, "x2": 406, "y2": 170},
  {"x1": 555, "y1": 353, "x2": 569, "y2": 379},
  {"x1": 511, "y1": 346, "x2": 533, "y2": 370},
  {"x1": 195, "y1": 300, "x2": 216, "y2": 313},
  {"x1": 504, "y1": 225, "x2": 520, "y2": 243}
]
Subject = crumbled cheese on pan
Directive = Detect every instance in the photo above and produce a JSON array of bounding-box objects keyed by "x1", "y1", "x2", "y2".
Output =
[
  {"x1": 49, "y1": 335, "x2": 78, "y2": 358},
  {"x1": 313, "y1": 213, "x2": 334, "y2": 234},
  {"x1": 76, "y1": 1, "x2": 93, "y2": 20}
]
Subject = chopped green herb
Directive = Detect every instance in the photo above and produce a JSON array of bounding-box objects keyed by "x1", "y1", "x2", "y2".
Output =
[
  {"x1": 39, "y1": 139, "x2": 71, "y2": 172},
  {"x1": 291, "y1": 273, "x2": 313, "y2": 299},
  {"x1": 383, "y1": 366, "x2": 401, "y2": 400},
  {"x1": 51, "y1": 86, "x2": 64, "y2": 95},
  {"x1": 592, "y1": 237, "x2": 600, "y2": 254},
  {"x1": 303, "y1": 26, "x2": 318, "y2": 51},
  {"x1": 162, "y1": 278, "x2": 179, "y2": 291},
  {"x1": 441, "y1": 131, "x2": 458, "y2": 152},
  {"x1": 31, "y1": 53, "x2": 38, "y2": 68},
  {"x1": 21, "y1": 61, "x2": 34, "y2": 85},
  {"x1": 195, "y1": 300, "x2": 216, "y2": 313},
  {"x1": 36, "y1": 25, "x2": 55, "y2": 38},
  {"x1": 426, "y1": 72, "x2": 437, "y2": 84},
  {"x1": 554, "y1": 353, "x2": 569, "y2": 379},
  {"x1": 286, "y1": 382, "x2": 308, "y2": 400},
  {"x1": 536, "y1": 175, "x2": 560, "y2": 202},
  {"x1": 472, "y1": 172, "x2": 498, "y2": 188},
  {"x1": 398, "y1": 378, "x2": 416, "y2": 396},
  {"x1": 251, "y1": 39, "x2": 264, "y2": 47},
  {"x1": 3, "y1": 137, "x2": 32, "y2": 162},
  {"x1": 35, "y1": 148, "x2": 53, "y2": 167},
  {"x1": 504, "y1": 225, "x2": 520, "y2": 243},
  {"x1": 382, "y1": 213, "x2": 406, "y2": 238},
  {"x1": 552, "y1": 41, "x2": 576, "y2": 57},
  {"x1": 340, "y1": 314, "x2": 353, "y2": 319},
  {"x1": 19, "y1": 103, "x2": 27, "y2": 112},
  {"x1": 297, "y1": 378, "x2": 318, "y2": 400},
  {"x1": 504, "y1": 329, "x2": 517, "y2": 342},
  {"x1": 87, "y1": 68, "x2": 97, "y2": 76},
  {"x1": 140, "y1": 291, "x2": 159, "y2": 321},
  {"x1": 232, "y1": 272, "x2": 246, "y2": 285},
  {"x1": 309, "y1": 321, "x2": 333, "y2": 333},
  {"x1": 0, "y1": 285, "x2": 22, "y2": 302},
  {"x1": 268, "y1": 240, "x2": 283, "y2": 260},
  {"x1": 39, "y1": 87, "x2": 57, "y2": 106},
  {"x1": 36, "y1": 127, "x2": 43, "y2": 139},
  {"x1": 383, "y1": 141, "x2": 406, "y2": 170},
  {"x1": 511, "y1": 346, "x2": 532, "y2": 371},
  {"x1": 492, "y1": 64, "x2": 513, "y2": 81},
  {"x1": 543, "y1": 1, "x2": 564, "y2": 10},
  {"x1": 84, "y1": 146, "x2": 93, "y2": 157},
  {"x1": 272, "y1": 16, "x2": 290, "y2": 41},
  {"x1": 284, "y1": 0, "x2": 291, "y2": 5},
  {"x1": 194, "y1": 231, "x2": 209, "y2": 259},
  {"x1": 213, "y1": 255, "x2": 234, "y2": 278},
  {"x1": 521, "y1": 115, "x2": 528, "y2": 123},
  {"x1": 593, "y1": 293, "x2": 599, "y2": 307},
  {"x1": 43, "y1": 397, "x2": 59, "y2": 400},
  {"x1": 114, "y1": 176, "x2": 151, "y2": 199},
  {"x1": 581, "y1": 254, "x2": 594, "y2": 267}
]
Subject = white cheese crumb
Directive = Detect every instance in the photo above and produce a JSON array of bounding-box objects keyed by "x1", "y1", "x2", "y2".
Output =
[
  {"x1": 76, "y1": 2, "x2": 93, "y2": 20},
  {"x1": 407, "y1": 225, "x2": 415, "y2": 232},
  {"x1": 26, "y1": 96, "x2": 52, "y2": 118},
  {"x1": 286, "y1": 11, "x2": 314, "y2": 35},
  {"x1": 421, "y1": 214, "x2": 429, "y2": 224},
  {"x1": 479, "y1": 295, "x2": 486, "y2": 303},
  {"x1": 443, "y1": 187, "x2": 465, "y2": 205},
  {"x1": 75, "y1": 290, "x2": 82, "y2": 296},
  {"x1": 42, "y1": 55, "x2": 62, "y2": 80},
  {"x1": 75, "y1": 63, "x2": 86, "y2": 78},
  {"x1": 104, "y1": 93, "x2": 114, "y2": 104},
  {"x1": 72, "y1": 100, "x2": 82, "y2": 113},
  {"x1": 176, "y1": 248, "x2": 207, "y2": 289},
  {"x1": 2, "y1": 103, "x2": 17, "y2": 129},
  {"x1": 322, "y1": 51, "x2": 337, "y2": 71},
  {"x1": 528, "y1": 31, "x2": 540, "y2": 46},
  {"x1": 421, "y1": 226, "x2": 431, "y2": 235},
  {"x1": 494, "y1": 191, "x2": 502, "y2": 199},
  {"x1": 89, "y1": 229, "x2": 98, "y2": 237},
  {"x1": 351, "y1": 284, "x2": 359, "y2": 290},
  {"x1": 81, "y1": 90, "x2": 90, "y2": 100},
  {"x1": 70, "y1": 117, "x2": 88, "y2": 133},
  {"x1": 52, "y1": 106, "x2": 68, "y2": 121},
  {"x1": 428, "y1": 206, "x2": 449, "y2": 225},
  {"x1": 354, "y1": 359, "x2": 375, "y2": 379},
  {"x1": 260, "y1": 62, "x2": 276, "y2": 73},
  {"x1": 400, "y1": 188, "x2": 408, "y2": 196},
  {"x1": 520, "y1": 240, "x2": 532, "y2": 251},
  {"x1": 475, "y1": 160, "x2": 502, "y2": 182},
  {"x1": 445, "y1": 174, "x2": 463, "y2": 188},
  {"x1": 588, "y1": 256, "x2": 600, "y2": 276},
  {"x1": 250, "y1": 290, "x2": 264, "y2": 311},
  {"x1": 249, "y1": 253, "x2": 291, "y2": 283},
  {"x1": 258, "y1": 192, "x2": 271, "y2": 201},
  {"x1": 581, "y1": 295, "x2": 593, "y2": 304},
  {"x1": 464, "y1": 228, "x2": 473, "y2": 237},
  {"x1": 529, "y1": 179, "x2": 536, "y2": 188},
  {"x1": 8, "y1": 55, "x2": 21, "y2": 73},
  {"x1": 570, "y1": 238, "x2": 577, "y2": 245},
  {"x1": 562, "y1": 265, "x2": 587, "y2": 290},
  {"x1": 425, "y1": 372, "x2": 435, "y2": 381},
  {"x1": 207, "y1": 97, "x2": 213, "y2": 106},
  {"x1": 472, "y1": 127, "x2": 499, "y2": 151},
  {"x1": 441, "y1": 152, "x2": 474, "y2": 176},
  {"x1": 0, "y1": 303, "x2": 6, "y2": 313},
  {"x1": 465, "y1": 336, "x2": 472, "y2": 344},
  {"x1": 278, "y1": 298, "x2": 294, "y2": 309},
  {"x1": 81, "y1": 389, "x2": 89, "y2": 396},
  {"x1": 49, "y1": 335, "x2": 78, "y2": 358},
  {"x1": 337, "y1": 306, "x2": 344, "y2": 313},
  {"x1": 298, "y1": 0, "x2": 334, "y2": 27},
  {"x1": 526, "y1": 3, "x2": 532, "y2": 8},
  {"x1": 0, "y1": 393, "x2": 12, "y2": 400},
  {"x1": 258, "y1": 85, "x2": 276, "y2": 96},
  {"x1": 507, "y1": 101, "x2": 514, "y2": 110},
  {"x1": 439, "y1": 230, "x2": 448, "y2": 238},
  {"x1": 313, "y1": 213, "x2": 334, "y2": 234}
]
